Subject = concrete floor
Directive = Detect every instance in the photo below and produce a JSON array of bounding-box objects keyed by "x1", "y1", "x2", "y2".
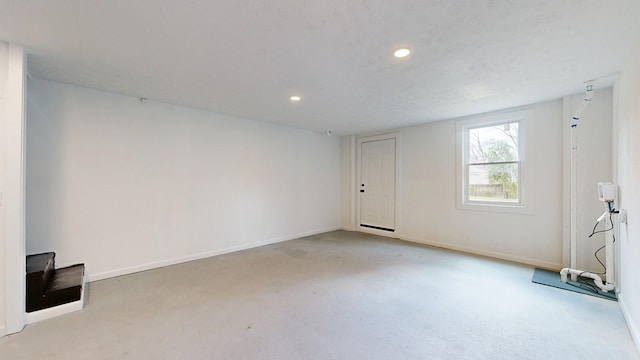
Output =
[{"x1": 1, "y1": 230, "x2": 638, "y2": 359}]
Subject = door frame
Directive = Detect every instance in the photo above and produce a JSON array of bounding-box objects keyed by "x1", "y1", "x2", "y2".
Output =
[{"x1": 356, "y1": 132, "x2": 401, "y2": 237}]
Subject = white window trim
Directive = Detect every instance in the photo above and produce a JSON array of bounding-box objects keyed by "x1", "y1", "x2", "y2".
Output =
[{"x1": 456, "y1": 109, "x2": 535, "y2": 215}]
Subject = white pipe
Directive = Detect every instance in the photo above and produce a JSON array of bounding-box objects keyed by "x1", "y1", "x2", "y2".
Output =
[
  {"x1": 570, "y1": 124, "x2": 578, "y2": 281},
  {"x1": 560, "y1": 268, "x2": 614, "y2": 292},
  {"x1": 604, "y1": 211, "x2": 615, "y2": 286},
  {"x1": 571, "y1": 81, "x2": 595, "y2": 121},
  {"x1": 560, "y1": 81, "x2": 617, "y2": 294},
  {"x1": 567, "y1": 80, "x2": 595, "y2": 282}
]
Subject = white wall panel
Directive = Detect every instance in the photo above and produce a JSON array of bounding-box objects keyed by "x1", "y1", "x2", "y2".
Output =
[
  {"x1": 615, "y1": 39, "x2": 640, "y2": 351},
  {"x1": 26, "y1": 79, "x2": 341, "y2": 281},
  {"x1": 396, "y1": 100, "x2": 566, "y2": 269}
]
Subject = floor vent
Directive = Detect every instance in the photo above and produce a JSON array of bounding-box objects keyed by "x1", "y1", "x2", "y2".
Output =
[{"x1": 360, "y1": 224, "x2": 395, "y2": 232}]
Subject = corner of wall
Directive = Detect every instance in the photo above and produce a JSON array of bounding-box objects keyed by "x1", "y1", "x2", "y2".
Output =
[
  {"x1": 561, "y1": 96, "x2": 572, "y2": 268},
  {"x1": 619, "y1": 294, "x2": 640, "y2": 355},
  {"x1": 2, "y1": 43, "x2": 27, "y2": 336},
  {"x1": 0, "y1": 40, "x2": 8, "y2": 338},
  {"x1": 340, "y1": 135, "x2": 356, "y2": 230},
  {"x1": 614, "y1": 30, "x2": 640, "y2": 354}
]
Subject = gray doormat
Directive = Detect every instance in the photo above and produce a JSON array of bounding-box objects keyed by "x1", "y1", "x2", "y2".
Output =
[{"x1": 532, "y1": 268, "x2": 617, "y2": 301}]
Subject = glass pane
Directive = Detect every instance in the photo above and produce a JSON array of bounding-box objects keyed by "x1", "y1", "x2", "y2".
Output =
[
  {"x1": 468, "y1": 163, "x2": 519, "y2": 202},
  {"x1": 468, "y1": 122, "x2": 519, "y2": 163}
]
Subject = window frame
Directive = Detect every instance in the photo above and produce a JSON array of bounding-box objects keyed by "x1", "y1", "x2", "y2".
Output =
[{"x1": 456, "y1": 109, "x2": 534, "y2": 214}]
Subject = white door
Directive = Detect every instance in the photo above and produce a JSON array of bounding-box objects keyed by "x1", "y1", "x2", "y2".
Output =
[{"x1": 360, "y1": 138, "x2": 396, "y2": 231}]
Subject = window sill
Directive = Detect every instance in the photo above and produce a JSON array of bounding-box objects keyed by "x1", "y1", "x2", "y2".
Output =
[{"x1": 457, "y1": 201, "x2": 534, "y2": 215}]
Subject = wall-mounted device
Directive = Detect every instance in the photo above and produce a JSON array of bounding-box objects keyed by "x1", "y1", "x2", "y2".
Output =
[{"x1": 598, "y1": 182, "x2": 617, "y2": 203}]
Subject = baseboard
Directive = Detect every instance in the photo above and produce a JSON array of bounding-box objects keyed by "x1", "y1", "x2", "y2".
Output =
[
  {"x1": 26, "y1": 299, "x2": 84, "y2": 324},
  {"x1": 397, "y1": 234, "x2": 562, "y2": 270},
  {"x1": 88, "y1": 227, "x2": 341, "y2": 282},
  {"x1": 25, "y1": 273, "x2": 87, "y2": 325},
  {"x1": 618, "y1": 294, "x2": 640, "y2": 354}
]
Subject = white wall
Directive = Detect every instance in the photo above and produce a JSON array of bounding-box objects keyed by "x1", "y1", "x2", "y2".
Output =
[
  {"x1": 346, "y1": 93, "x2": 613, "y2": 270},
  {"x1": 0, "y1": 41, "x2": 7, "y2": 338},
  {"x1": 394, "y1": 99, "x2": 565, "y2": 268},
  {"x1": 615, "y1": 40, "x2": 640, "y2": 349},
  {"x1": 358, "y1": 100, "x2": 576, "y2": 268},
  {"x1": 26, "y1": 78, "x2": 341, "y2": 281},
  {"x1": 340, "y1": 136, "x2": 356, "y2": 230}
]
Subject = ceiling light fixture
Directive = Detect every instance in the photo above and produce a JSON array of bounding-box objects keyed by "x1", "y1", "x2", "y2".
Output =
[
  {"x1": 290, "y1": 95, "x2": 301, "y2": 101},
  {"x1": 393, "y1": 48, "x2": 411, "y2": 58}
]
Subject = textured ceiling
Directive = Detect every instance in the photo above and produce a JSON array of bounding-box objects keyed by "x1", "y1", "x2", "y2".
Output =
[{"x1": 1, "y1": 1, "x2": 639, "y2": 135}]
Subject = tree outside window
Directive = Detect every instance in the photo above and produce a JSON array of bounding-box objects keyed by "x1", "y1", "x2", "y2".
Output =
[{"x1": 467, "y1": 122, "x2": 520, "y2": 203}]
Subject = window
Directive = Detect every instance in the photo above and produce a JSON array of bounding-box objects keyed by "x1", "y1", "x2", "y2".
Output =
[
  {"x1": 467, "y1": 122, "x2": 520, "y2": 203},
  {"x1": 456, "y1": 110, "x2": 534, "y2": 214}
]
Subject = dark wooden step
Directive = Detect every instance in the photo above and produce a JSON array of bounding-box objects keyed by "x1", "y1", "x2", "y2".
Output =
[
  {"x1": 26, "y1": 252, "x2": 85, "y2": 313},
  {"x1": 26, "y1": 252, "x2": 56, "y2": 312},
  {"x1": 37, "y1": 264, "x2": 85, "y2": 311}
]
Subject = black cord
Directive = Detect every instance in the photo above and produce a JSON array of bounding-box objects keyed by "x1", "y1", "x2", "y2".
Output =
[
  {"x1": 562, "y1": 207, "x2": 617, "y2": 296},
  {"x1": 592, "y1": 245, "x2": 606, "y2": 275},
  {"x1": 578, "y1": 277, "x2": 601, "y2": 293},
  {"x1": 586, "y1": 211, "x2": 615, "y2": 276},
  {"x1": 567, "y1": 271, "x2": 601, "y2": 294},
  {"x1": 588, "y1": 212, "x2": 614, "y2": 237}
]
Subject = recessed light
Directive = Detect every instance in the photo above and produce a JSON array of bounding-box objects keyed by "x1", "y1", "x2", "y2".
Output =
[
  {"x1": 394, "y1": 48, "x2": 411, "y2": 58},
  {"x1": 290, "y1": 95, "x2": 301, "y2": 101}
]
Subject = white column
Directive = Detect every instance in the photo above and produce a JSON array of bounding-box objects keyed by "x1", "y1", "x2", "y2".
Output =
[{"x1": 2, "y1": 43, "x2": 27, "y2": 335}]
